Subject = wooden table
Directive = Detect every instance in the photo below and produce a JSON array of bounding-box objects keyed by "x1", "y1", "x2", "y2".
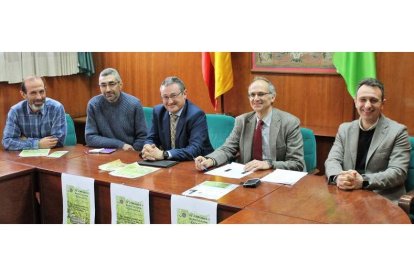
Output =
[
  {"x1": 220, "y1": 209, "x2": 318, "y2": 224},
  {"x1": 1, "y1": 145, "x2": 410, "y2": 224},
  {"x1": 245, "y1": 174, "x2": 411, "y2": 224},
  {"x1": 37, "y1": 149, "x2": 279, "y2": 223},
  {"x1": 0, "y1": 161, "x2": 36, "y2": 223}
]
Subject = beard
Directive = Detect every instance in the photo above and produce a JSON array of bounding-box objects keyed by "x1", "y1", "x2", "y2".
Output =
[{"x1": 29, "y1": 102, "x2": 45, "y2": 112}]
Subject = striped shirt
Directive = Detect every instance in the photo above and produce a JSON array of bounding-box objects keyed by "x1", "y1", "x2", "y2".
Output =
[{"x1": 2, "y1": 98, "x2": 66, "y2": 150}]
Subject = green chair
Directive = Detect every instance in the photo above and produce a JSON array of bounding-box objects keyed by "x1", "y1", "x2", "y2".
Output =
[
  {"x1": 206, "y1": 114, "x2": 235, "y2": 149},
  {"x1": 64, "y1": 114, "x2": 77, "y2": 146},
  {"x1": 300, "y1": 127, "x2": 317, "y2": 173},
  {"x1": 143, "y1": 107, "x2": 153, "y2": 130},
  {"x1": 398, "y1": 136, "x2": 414, "y2": 222}
]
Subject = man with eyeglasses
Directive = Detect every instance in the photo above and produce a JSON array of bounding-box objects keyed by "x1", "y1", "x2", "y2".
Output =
[
  {"x1": 2, "y1": 76, "x2": 66, "y2": 150},
  {"x1": 85, "y1": 68, "x2": 147, "y2": 151},
  {"x1": 141, "y1": 76, "x2": 213, "y2": 161},
  {"x1": 195, "y1": 76, "x2": 305, "y2": 173},
  {"x1": 325, "y1": 78, "x2": 410, "y2": 202}
]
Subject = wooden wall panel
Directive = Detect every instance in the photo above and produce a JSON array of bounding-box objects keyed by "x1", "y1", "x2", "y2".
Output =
[
  {"x1": 376, "y1": 52, "x2": 414, "y2": 135},
  {"x1": 1, "y1": 52, "x2": 414, "y2": 153},
  {"x1": 92, "y1": 52, "x2": 220, "y2": 114},
  {"x1": 224, "y1": 52, "x2": 354, "y2": 136}
]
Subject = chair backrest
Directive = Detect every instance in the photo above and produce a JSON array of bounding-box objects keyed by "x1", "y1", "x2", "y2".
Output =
[
  {"x1": 64, "y1": 114, "x2": 77, "y2": 146},
  {"x1": 143, "y1": 107, "x2": 153, "y2": 130},
  {"x1": 206, "y1": 114, "x2": 235, "y2": 149},
  {"x1": 300, "y1": 127, "x2": 317, "y2": 173},
  {"x1": 405, "y1": 137, "x2": 414, "y2": 192}
]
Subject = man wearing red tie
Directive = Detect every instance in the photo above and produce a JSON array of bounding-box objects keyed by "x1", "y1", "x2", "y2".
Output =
[{"x1": 195, "y1": 76, "x2": 305, "y2": 173}]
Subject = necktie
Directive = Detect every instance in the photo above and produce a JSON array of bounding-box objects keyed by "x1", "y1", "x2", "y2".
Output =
[
  {"x1": 170, "y1": 114, "x2": 178, "y2": 149},
  {"x1": 253, "y1": 120, "x2": 264, "y2": 160}
]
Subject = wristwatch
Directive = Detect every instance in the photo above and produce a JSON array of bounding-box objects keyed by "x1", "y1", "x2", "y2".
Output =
[
  {"x1": 362, "y1": 175, "x2": 369, "y2": 189},
  {"x1": 266, "y1": 159, "x2": 273, "y2": 169},
  {"x1": 163, "y1": 151, "x2": 169, "y2": 160}
]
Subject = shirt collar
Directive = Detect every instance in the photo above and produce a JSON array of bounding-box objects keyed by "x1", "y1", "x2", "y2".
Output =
[
  {"x1": 358, "y1": 117, "x2": 380, "y2": 131},
  {"x1": 169, "y1": 107, "x2": 184, "y2": 117},
  {"x1": 257, "y1": 110, "x2": 272, "y2": 127}
]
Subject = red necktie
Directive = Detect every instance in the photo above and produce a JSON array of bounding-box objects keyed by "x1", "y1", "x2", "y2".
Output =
[{"x1": 253, "y1": 120, "x2": 263, "y2": 160}]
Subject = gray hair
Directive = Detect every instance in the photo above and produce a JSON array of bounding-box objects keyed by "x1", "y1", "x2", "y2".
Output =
[
  {"x1": 99, "y1": 68, "x2": 122, "y2": 83},
  {"x1": 160, "y1": 76, "x2": 186, "y2": 92},
  {"x1": 250, "y1": 76, "x2": 276, "y2": 97}
]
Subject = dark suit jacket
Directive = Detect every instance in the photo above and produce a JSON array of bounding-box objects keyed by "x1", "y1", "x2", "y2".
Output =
[
  {"x1": 144, "y1": 100, "x2": 213, "y2": 161},
  {"x1": 325, "y1": 115, "x2": 411, "y2": 202},
  {"x1": 206, "y1": 108, "x2": 305, "y2": 171}
]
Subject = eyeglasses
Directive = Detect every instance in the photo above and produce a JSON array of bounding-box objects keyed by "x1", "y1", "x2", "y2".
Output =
[
  {"x1": 248, "y1": 92, "x2": 271, "y2": 99},
  {"x1": 99, "y1": 81, "x2": 119, "y2": 89},
  {"x1": 161, "y1": 91, "x2": 183, "y2": 101}
]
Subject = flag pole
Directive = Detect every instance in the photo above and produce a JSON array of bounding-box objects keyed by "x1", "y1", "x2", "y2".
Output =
[{"x1": 220, "y1": 95, "x2": 225, "y2": 114}]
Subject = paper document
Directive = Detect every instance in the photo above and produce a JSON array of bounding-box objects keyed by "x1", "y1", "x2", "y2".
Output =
[
  {"x1": 109, "y1": 162, "x2": 159, "y2": 178},
  {"x1": 171, "y1": 195, "x2": 217, "y2": 224},
  {"x1": 205, "y1": 162, "x2": 253, "y2": 179},
  {"x1": 47, "y1": 151, "x2": 68, "y2": 158},
  {"x1": 19, "y1": 149, "x2": 50, "y2": 157},
  {"x1": 99, "y1": 159, "x2": 127, "y2": 171},
  {"x1": 110, "y1": 183, "x2": 150, "y2": 224},
  {"x1": 260, "y1": 169, "x2": 307, "y2": 185},
  {"x1": 61, "y1": 173, "x2": 95, "y2": 224},
  {"x1": 182, "y1": 181, "x2": 239, "y2": 200}
]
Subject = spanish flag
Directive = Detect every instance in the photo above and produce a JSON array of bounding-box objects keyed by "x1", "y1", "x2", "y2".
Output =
[{"x1": 202, "y1": 52, "x2": 234, "y2": 110}]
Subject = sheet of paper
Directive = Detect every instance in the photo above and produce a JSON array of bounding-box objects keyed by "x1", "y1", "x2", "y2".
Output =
[
  {"x1": 19, "y1": 149, "x2": 50, "y2": 157},
  {"x1": 46, "y1": 151, "x2": 68, "y2": 158},
  {"x1": 204, "y1": 162, "x2": 253, "y2": 179},
  {"x1": 98, "y1": 159, "x2": 127, "y2": 171},
  {"x1": 110, "y1": 183, "x2": 150, "y2": 224},
  {"x1": 171, "y1": 195, "x2": 217, "y2": 224},
  {"x1": 61, "y1": 173, "x2": 95, "y2": 224},
  {"x1": 182, "y1": 181, "x2": 239, "y2": 200},
  {"x1": 109, "y1": 162, "x2": 159, "y2": 179},
  {"x1": 260, "y1": 169, "x2": 308, "y2": 185}
]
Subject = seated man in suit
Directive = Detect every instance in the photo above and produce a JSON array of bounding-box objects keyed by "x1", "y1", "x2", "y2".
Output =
[
  {"x1": 194, "y1": 76, "x2": 305, "y2": 172},
  {"x1": 141, "y1": 76, "x2": 213, "y2": 161},
  {"x1": 2, "y1": 76, "x2": 66, "y2": 150},
  {"x1": 85, "y1": 68, "x2": 147, "y2": 151},
  {"x1": 325, "y1": 78, "x2": 411, "y2": 202}
]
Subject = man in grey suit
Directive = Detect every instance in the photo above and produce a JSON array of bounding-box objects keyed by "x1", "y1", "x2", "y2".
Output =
[
  {"x1": 195, "y1": 76, "x2": 305, "y2": 173},
  {"x1": 325, "y1": 78, "x2": 411, "y2": 202}
]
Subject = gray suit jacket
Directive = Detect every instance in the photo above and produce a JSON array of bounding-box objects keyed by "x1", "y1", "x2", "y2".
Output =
[
  {"x1": 325, "y1": 115, "x2": 411, "y2": 202},
  {"x1": 206, "y1": 108, "x2": 305, "y2": 171}
]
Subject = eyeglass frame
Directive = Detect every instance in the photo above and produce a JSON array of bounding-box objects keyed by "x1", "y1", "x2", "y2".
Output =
[
  {"x1": 161, "y1": 91, "x2": 184, "y2": 101},
  {"x1": 98, "y1": 81, "x2": 120, "y2": 89},
  {"x1": 248, "y1": 92, "x2": 272, "y2": 99}
]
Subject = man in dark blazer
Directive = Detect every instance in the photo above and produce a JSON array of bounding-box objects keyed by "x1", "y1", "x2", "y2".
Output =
[
  {"x1": 194, "y1": 76, "x2": 305, "y2": 173},
  {"x1": 141, "y1": 76, "x2": 213, "y2": 161},
  {"x1": 325, "y1": 78, "x2": 411, "y2": 202}
]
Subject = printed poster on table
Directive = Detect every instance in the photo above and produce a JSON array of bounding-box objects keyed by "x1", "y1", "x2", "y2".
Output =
[
  {"x1": 110, "y1": 183, "x2": 150, "y2": 224},
  {"x1": 61, "y1": 173, "x2": 95, "y2": 224},
  {"x1": 171, "y1": 195, "x2": 217, "y2": 224}
]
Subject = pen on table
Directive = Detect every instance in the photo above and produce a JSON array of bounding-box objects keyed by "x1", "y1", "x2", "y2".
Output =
[
  {"x1": 194, "y1": 158, "x2": 208, "y2": 172},
  {"x1": 224, "y1": 168, "x2": 232, "y2": 172}
]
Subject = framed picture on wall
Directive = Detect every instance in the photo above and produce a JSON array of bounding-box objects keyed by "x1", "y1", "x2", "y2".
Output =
[{"x1": 251, "y1": 52, "x2": 337, "y2": 74}]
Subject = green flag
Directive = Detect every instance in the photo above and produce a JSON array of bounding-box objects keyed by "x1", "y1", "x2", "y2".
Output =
[{"x1": 333, "y1": 52, "x2": 376, "y2": 98}]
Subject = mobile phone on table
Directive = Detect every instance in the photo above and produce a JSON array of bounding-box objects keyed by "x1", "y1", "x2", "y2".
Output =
[{"x1": 243, "y1": 178, "x2": 261, "y2": 188}]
